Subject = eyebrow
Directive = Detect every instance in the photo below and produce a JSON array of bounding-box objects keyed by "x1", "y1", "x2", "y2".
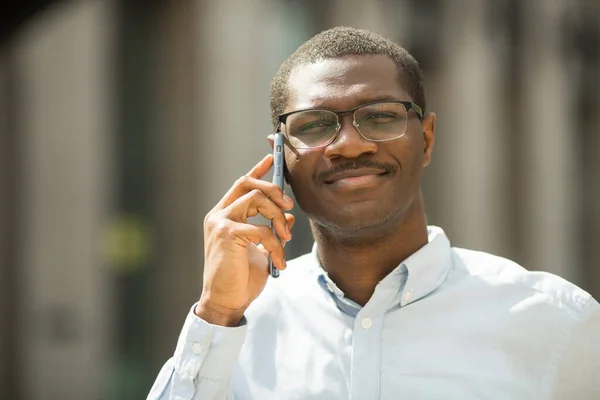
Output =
[{"x1": 302, "y1": 95, "x2": 405, "y2": 111}]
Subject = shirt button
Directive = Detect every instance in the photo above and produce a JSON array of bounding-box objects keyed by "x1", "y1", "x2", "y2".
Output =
[
  {"x1": 183, "y1": 364, "x2": 197, "y2": 376},
  {"x1": 361, "y1": 317, "x2": 373, "y2": 330},
  {"x1": 192, "y1": 342, "x2": 203, "y2": 355},
  {"x1": 404, "y1": 290, "x2": 413, "y2": 302}
]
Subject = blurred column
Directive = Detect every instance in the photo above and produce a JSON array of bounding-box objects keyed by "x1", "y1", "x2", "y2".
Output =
[
  {"x1": 194, "y1": 0, "x2": 315, "y2": 261},
  {"x1": 0, "y1": 45, "x2": 19, "y2": 399},
  {"x1": 151, "y1": 0, "x2": 202, "y2": 368},
  {"x1": 577, "y1": 0, "x2": 600, "y2": 298},
  {"x1": 433, "y1": 0, "x2": 511, "y2": 254},
  {"x1": 518, "y1": 1, "x2": 582, "y2": 282},
  {"x1": 587, "y1": 87, "x2": 600, "y2": 296},
  {"x1": 195, "y1": 0, "x2": 284, "y2": 207},
  {"x1": 0, "y1": 54, "x2": 5, "y2": 399},
  {"x1": 145, "y1": 0, "x2": 317, "y2": 383},
  {"x1": 13, "y1": 1, "x2": 114, "y2": 399}
]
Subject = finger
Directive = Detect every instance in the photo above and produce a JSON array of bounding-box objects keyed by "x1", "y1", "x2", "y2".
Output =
[
  {"x1": 232, "y1": 223, "x2": 286, "y2": 270},
  {"x1": 214, "y1": 155, "x2": 273, "y2": 210},
  {"x1": 260, "y1": 215, "x2": 295, "y2": 257},
  {"x1": 224, "y1": 189, "x2": 292, "y2": 242},
  {"x1": 218, "y1": 176, "x2": 293, "y2": 211},
  {"x1": 284, "y1": 213, "x2": 295, "y2": 231},
  {"x1": 246, "y1": 154, "x2": 273, "y2": 179},
  {"x1": 282, "y1": 213, "x2": 295, "y2": 244}
]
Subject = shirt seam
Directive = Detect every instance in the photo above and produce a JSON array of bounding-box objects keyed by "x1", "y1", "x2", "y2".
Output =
[
  {"x1": 193, "y1": 372, "x2": 226, "y2": 383},
  {"x1": 458, "y1": 260, "x2": 590, "y2": 317},
  {"x1": 505, "y1": 277, "x2": 588, "y2": 317},
  {"x1": 174, "y1": 369, "x2": 196, "y2": 381}
]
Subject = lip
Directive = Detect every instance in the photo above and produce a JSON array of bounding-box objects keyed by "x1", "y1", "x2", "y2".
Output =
[{"x1": 324, "y1": 168, "x2": 389, "y2": 184}]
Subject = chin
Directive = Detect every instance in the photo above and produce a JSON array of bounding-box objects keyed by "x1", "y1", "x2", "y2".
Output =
[{"x1": 310, "y1": 204, "x2": 399, "y2": 237}]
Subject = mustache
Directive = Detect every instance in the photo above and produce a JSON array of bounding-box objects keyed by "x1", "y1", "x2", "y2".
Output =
[{"x1": 318, "y1": 160, "x2": 398, "y2": 182}]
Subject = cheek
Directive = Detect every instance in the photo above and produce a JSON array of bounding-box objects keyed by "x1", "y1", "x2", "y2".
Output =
[
  {"x1": 386, "y1": 133, "x2": 424, "y2": 186},
  {"x1": 409, "y1": 121, "x2": 424, "y2": 150},
  {"x1": 284, "y1": 149, "x2": 325, "y2": 194},
  {"x1": 284, "y1": 148, "x2": 318, "y2": 178},
  {"x1": 403, "y1": 126, "x2": 425, "y2": 162}
]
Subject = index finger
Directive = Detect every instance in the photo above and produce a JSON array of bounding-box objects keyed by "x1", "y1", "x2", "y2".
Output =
[
  {"x1": 214, "y1": 154, "x2": 284, "y2": 211},
  {"x1": 246, "y1": 154, "x2": 274, "y2": 179}
]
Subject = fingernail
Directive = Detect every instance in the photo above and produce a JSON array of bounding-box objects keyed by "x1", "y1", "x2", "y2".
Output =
[
  {"x1": 283, "y1": 193, "x2": 293, "y2": 204},
  {"x1": 286, "y1": 223, "x2": 292, "y2": 237}
]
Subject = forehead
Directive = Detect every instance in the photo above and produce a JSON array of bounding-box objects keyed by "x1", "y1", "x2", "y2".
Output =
[{"x1": 286, "y1": 54, "x2": 409, "y2": 112}]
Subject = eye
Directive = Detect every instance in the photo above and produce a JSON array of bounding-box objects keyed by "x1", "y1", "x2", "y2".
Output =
[
  {"x1": 299, "y1": 120, "x2": 335, "y2": 132},
  {"x1": 364, "y1": 112, "x2": 399, "y2": 123}
]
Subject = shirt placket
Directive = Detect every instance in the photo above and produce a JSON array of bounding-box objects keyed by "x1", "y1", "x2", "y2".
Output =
[{"x1": 349, "y1": 281, "x2": 397, "y2": 400}]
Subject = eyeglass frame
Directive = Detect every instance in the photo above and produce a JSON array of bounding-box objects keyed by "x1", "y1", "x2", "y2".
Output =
[{"x1": 276, "y1": 100, "x2": 424, "y2": 149}]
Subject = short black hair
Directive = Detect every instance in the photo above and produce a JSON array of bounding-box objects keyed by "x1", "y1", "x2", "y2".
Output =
[{"x1": 269, "y1": 26, "x2": 426, "y2": 130}]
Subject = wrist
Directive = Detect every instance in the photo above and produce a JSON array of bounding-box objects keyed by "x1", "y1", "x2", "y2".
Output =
[{"x1": 195, "y1": 298, "x2": 245, "y2": 327}]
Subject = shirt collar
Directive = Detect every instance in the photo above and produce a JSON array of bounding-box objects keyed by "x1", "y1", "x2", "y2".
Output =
[
  {"x1": 399, "y1": 225, "x2": 453, "y2": 306},
  {"x1": 309, "y1": 225, "x2": 453, "y2": 309}
]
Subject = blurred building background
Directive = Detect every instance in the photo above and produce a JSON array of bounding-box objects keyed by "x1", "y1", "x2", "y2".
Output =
[{"x1": 0, "y1": 0, "x2": 598, "y2": 399}]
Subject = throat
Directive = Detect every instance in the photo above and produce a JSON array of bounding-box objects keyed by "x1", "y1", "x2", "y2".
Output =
[
  {"x1": 311, "y1": 217, "x2": 428, "y2": 307},
  {"x1": 316, "y1": 240, "x2": 401, "y2": 306}
]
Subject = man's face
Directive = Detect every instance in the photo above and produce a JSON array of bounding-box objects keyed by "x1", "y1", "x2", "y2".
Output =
[{"x1": 282, "y1": 54, "x2": 435, "y2": 233}]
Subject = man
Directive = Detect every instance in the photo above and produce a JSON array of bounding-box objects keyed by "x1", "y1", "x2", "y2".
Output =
[{"x1": 147, "y1": 27, "x2": 599, "y2": 399}]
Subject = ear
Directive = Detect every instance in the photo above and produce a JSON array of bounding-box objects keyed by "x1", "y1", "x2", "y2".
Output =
[
  {"x1": 267, "y1": 134, "x2": 275, "y2": 150},
  {"x1": 421, "y1": 112, "x2": 436, "y2": 167}
]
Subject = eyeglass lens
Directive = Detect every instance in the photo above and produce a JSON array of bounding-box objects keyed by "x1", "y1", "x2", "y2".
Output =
[{"x1": 282, "y1": 102, "x2": 409, "y2": 149}]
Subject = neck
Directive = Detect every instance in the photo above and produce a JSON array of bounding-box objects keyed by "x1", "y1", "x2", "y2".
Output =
[{"x1": 312, "y1": 194, "x2": 429, "y2": 306}]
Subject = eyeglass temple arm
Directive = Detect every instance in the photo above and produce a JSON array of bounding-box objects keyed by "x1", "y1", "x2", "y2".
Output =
[{"x1": 410, "y1": 102, "x2": 423, "y2": 118}]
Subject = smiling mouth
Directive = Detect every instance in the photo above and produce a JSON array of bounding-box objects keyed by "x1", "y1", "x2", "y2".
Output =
[{"x1": 324, "y1": 168, "x2": 389, "y2": 184}]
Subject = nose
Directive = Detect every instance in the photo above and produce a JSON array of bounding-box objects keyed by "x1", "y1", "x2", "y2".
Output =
[{"x1": 323, "y1": 114, "x2": 378, "y2": 160}]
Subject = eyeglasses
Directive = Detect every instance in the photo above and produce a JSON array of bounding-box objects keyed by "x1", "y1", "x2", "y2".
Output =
[{"x1": 277, "y1": 100, "x2": 423, "y2": 149}]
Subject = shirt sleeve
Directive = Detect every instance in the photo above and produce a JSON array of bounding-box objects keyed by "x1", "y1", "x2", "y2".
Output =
[
  {"x1": 146, "y1": 304, "x2": 248, "y2": 400},
  {"x1": 550, "y1": 297, "x2": 600, "y2": 399}
]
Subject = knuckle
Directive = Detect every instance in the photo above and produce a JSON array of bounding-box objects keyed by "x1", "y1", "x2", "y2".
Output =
[
  {"x1": 203, "y1": 212, "x2": 215, "y2": 229},
  {"x1": 208, "y1": 217, "x2": 232, "y2": 238},
  {"x1": 273, "y1": 212, "x2": 286, "y2": 224},
  {"x1": 235, "y1": 175, "x2": 251, "y2": 188},
  {"x1": 248, "y1": 188, "x2": 263, "y2": 200},
  {"x1": 274, "y1": 181, "x2": 284, "y2": 192},
  {"x1": 266, "y1": 182, "x2": 282, "y2": 196}
]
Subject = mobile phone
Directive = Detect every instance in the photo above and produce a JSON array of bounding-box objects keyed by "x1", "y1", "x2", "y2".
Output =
[{"x1": 269, "y1": 133, "x2": 285, "y2": 278}]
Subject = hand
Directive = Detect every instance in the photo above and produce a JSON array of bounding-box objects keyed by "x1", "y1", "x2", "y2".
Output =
[{"x1": 196, "y1": 154, "x2": 295, "y2": 326}]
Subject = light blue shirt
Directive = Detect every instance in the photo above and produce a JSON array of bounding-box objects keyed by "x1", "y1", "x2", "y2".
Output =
[{"x1": 147, "y1": 226, "x2": 600, "y2": 399}]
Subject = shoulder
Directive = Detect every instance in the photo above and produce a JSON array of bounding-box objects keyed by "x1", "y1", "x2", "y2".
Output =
[{"x1": 451, "y1": 246, "x2": 597, "y2": 318}]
